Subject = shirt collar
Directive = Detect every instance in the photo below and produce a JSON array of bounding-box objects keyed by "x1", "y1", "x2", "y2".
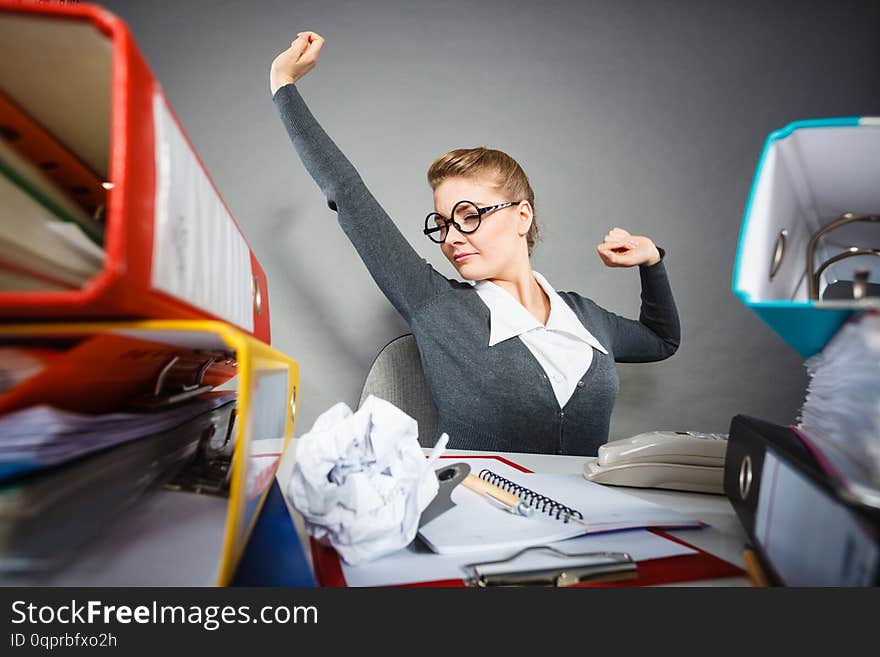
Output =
[{"x1": 474, "y1": 271, "x2": 608, "y2": 354}]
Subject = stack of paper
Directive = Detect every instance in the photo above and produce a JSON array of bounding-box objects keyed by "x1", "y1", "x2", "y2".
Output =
[
  {"x1": 0, "y1": 391, "x2": 236, "y2": 482},
  {"x1": 797, "y1": 311, "x2": 880, "y2": 491},
  {"x1": 0, "y1": 137, "x2": 104, "y2": 290},
  {"x1": 0, "y1": 399, "x2": 236, "y2": 575}
]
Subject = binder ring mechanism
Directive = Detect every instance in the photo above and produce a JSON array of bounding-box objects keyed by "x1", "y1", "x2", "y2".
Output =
[
  {"x1": 129, "y1": 351, "x2": 234, "y2": 411},
  {"x1": 464, "y1": 547, "x2": 638, "y2": 587},
  {"x1": 142, "y1": 350, "x2": 239, "y2": 497},
  {"x1": 807, "y1": 212, "x2": 880, "y2": 301}
]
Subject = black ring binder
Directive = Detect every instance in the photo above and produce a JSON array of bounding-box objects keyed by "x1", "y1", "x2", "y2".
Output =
[{"x1": 477, "y1": 469, "x2": 584, "y2": 522}]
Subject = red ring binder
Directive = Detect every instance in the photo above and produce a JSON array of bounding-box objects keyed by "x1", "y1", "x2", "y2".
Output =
[{"x1": 0, "y1": 1, "x2": 271, "y2": 343}]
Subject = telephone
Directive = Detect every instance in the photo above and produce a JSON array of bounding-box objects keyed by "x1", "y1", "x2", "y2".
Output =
[{"x1": 583, "y1": 431, "x2": 728, "y2": 494}]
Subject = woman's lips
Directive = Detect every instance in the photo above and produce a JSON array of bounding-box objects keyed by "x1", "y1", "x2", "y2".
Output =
[{"x1": 454, "y1": 253, "x2": 475, "y2": 263}]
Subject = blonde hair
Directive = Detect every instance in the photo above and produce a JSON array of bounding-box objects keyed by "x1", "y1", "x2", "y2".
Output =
[{"x1": 427, "y1": 147, "x2": 539, "y2": 255}]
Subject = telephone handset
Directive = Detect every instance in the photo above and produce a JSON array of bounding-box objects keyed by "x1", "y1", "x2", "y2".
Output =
[{"x1": 583, "y1": 431, "x2": 728, "y2": 494}]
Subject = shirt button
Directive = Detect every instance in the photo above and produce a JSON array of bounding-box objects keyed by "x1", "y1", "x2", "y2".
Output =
[
  {"x1": 558, "y1": 411, "x2": 565, "y2": 419},
  {"x1": 552, "y1": 373, "x2": 563, "y2": 382},
  {"x1": 576, "y1": 380, "x2": 585, "y2": 388}
]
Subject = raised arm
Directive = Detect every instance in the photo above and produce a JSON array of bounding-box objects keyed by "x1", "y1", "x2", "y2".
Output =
[
  {"x1": 270, "y1": 33, "x2": 448, "y2": 321},
  {"x1": 594, "y1": 228, "x2": 680, "y2": 361}
]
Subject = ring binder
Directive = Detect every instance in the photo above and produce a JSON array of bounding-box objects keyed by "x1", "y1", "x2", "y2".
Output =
[
  {"x1": 733, "y1": 116, "x2": 880, "y2": 357},
  {"x1": 0, "y1": 320, "x2": 300, "y2": 585},
  {"x1": 478, "y1": 468, "x2": 584, "y2": 522},
  {"x1": 724, "y1": 415, "x2": 880, "y2": 586},
  {"x1": 0, "y1": 2, "x2": 272, "y2": 341}
]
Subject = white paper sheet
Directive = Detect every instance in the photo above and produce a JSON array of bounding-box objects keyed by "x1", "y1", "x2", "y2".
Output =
[{"x1": 341, "y1": 528, "x2": 696, "y2": 587}]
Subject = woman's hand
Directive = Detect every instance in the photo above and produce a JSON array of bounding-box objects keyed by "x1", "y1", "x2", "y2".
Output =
[
  {"x1": 596, "y1": 227, "x2": 661, "y2": 267},
  {"x1": 270, "y1": 31, "x2": 325, "y2": 95}
]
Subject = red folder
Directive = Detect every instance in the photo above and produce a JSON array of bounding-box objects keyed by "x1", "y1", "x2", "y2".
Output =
[
  {"x1": 310, "y1": 455, "x2": 745, "y2": 587},
  {"x1": 0, "y1": 2, "x2": 270, "y2": 343}
]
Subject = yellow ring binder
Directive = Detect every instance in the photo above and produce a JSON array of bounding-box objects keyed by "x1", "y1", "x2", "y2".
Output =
[{"x1": 0, "y1": 319, "x2": 300, "y2": 585}]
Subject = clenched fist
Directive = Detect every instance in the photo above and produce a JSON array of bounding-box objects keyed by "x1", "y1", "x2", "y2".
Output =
[
  {"x1": 596, "y1": 227, "x2": 661, "y2": 267},
  {"x1": 270, "y1": 31, "x2": 325, "y2": 95}
]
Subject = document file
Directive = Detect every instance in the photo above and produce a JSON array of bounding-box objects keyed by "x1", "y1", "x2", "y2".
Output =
[
  {"x1": 0, "y1": 320, "x2": 300, "y2": 585},
  {"x1": 0, "y1": 2, "x2": 271, "y2": 341}
]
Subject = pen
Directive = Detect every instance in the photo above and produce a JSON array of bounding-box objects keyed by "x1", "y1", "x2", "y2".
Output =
[{"x1": 461, "y1": 473, "x2": 533, "y2": 517}]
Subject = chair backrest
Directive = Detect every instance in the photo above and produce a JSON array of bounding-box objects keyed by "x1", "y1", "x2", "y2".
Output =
[{"x1": 359, "y1": 334, "x2": 439, "y2": 447}]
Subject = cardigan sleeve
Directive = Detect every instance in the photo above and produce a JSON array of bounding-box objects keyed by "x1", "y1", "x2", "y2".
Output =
[
  {"x1": 273, "y1": 83, "x2": 449, "y2": 321},
  {"x1": 597, "y1": 248, "x2": 681, "y2": 362}
]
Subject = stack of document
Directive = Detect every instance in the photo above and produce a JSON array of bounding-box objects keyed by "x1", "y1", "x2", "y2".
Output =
[
  {"x1": 797, "y1": 311, "x2": 880, "y2": 493},
  {"x1": 0, "y1": 391, "x2": 236, "y2": 482},
  {"x1": 0, "y1": 398, "x2": 236, "y2": 575},
  {"x1": 0, "y1": 137, "x2": 104, "y2": 291}
]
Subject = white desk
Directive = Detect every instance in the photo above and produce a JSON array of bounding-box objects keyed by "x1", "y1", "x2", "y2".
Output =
[{"x1": 276, "y1": 440, "x2": 752, "y2": 587}]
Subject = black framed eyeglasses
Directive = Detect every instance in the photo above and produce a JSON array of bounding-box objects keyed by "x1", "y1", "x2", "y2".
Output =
[{"x1": 423, "y1": 200, "x2": 520, "y2": 244}]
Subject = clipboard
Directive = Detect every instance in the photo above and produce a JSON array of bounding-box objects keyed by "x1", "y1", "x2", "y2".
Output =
[
  {"x1": 463, "y1": 546, "x2": 639, "y2": 587},
  {"x1": 0, "y1": 2, "x2": 271, "y2": 342},
  {"x1": 308, "y1": 455, "x2": 745, "y2": 587},
  {"x1": 0, "y1": 320, "x2": 300, "y2": 585}
]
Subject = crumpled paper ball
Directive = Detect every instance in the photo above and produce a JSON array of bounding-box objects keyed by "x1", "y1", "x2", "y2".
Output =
[{"x1": 287, "y1": 395, "x2": 440, "y2": 565}]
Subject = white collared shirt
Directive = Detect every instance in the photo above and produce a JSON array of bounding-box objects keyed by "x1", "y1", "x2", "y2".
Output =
[{"x1": 473, "y1": 271, "x2": 608, "y2": 409}]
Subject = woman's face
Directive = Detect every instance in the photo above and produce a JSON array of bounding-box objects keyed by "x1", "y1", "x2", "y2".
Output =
[{"x1": 432, "y1": 176, "x2": 529, "y2": 281}]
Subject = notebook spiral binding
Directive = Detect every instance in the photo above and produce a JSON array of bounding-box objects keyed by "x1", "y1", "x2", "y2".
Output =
[{"x1": 478, "y1": 469, "x2": 584, "y2": 522}]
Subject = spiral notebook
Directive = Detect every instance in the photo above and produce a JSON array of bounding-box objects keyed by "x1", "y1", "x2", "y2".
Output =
[{"x1": 417, "y1": 458, "x2": 701, "y2": 555}]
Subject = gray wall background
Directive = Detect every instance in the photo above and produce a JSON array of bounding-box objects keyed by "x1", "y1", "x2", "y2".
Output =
[{"x1": 102, "y1": 0, "x2": 879, "y2": 441}]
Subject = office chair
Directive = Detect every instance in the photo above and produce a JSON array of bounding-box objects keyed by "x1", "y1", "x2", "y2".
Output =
[{"x1": 358, "y1": 334, "x2": 439, "y2": 447}]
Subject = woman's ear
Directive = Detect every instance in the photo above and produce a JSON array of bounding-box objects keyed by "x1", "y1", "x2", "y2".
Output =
[{"x1": 516, "y1": 201, "x2": 534, "y2": 237}]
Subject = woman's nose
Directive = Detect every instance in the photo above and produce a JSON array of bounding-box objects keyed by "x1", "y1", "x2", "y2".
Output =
[{"x1": 445, "y1": 222, "x2": 467, "y2": 244}]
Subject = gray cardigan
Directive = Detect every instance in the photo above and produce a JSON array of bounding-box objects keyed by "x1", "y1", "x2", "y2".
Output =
[{"x1": 274, "y1": 84, "x2": 680, "y2": 456}]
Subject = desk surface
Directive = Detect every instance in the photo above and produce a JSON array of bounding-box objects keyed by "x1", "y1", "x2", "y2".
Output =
[{"x1": 276, "y1": 440, "x2": 752, "y2": 587}]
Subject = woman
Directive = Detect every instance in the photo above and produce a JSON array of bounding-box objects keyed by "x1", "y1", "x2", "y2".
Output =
[{"x1": 270, "y1": 32, "x2": 680, "y2": 456}]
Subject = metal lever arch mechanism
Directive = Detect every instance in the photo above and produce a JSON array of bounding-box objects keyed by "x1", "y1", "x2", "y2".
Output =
[
  {"x1": 807, "y1": 212, "x2": 880, "y2": 300},
  {"x1": 128, "y1": 351, "x2": 235, "y2": 411}
]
